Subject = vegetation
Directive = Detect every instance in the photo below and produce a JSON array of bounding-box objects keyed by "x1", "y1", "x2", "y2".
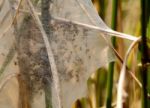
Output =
[
  {"x1": 75, "y1": 0, "x2": 150, "y2": 108},
  {"x1": 0, "y1": 0, "x2": 150, "y2": 108}
]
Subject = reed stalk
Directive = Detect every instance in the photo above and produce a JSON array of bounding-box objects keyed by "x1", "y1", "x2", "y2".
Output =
[
  {"x1": 106, "y1": 0, "x2": 118, "y2": 107},
  {"x1": 41, "y1": 0, "x2": 53, "y2": 108},
  {"x1": 140, "y1": 0, "x2": 149, "y2": 107},
  {"x1": 147, "y1": 0, "x2": 150, "y2": 106},
  {"x1": 98, "y1": 0, "x2": 106, "y2": 20}
]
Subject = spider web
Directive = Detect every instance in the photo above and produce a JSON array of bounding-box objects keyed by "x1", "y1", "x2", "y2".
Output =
[
  {"x1": 0, "y1": 0, "x2": 138, "y2": 108},
  {"x1": 50, "y1": 0, "x2": 114, "y2": 108}
]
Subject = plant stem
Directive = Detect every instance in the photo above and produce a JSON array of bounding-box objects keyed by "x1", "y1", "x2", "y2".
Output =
[
  {"x1": 146, "y1": 0, "x2": 150, "y2": 25},
  {"x1": 41, "y1": 0, "x2": 53, "y2": 108},
  {"x1": 106, "y1": 0, "x2": 118, "y2": 107},
  {"x1": 98, "y1": 0, "x2": 106, "y2": 20},
  {"x1": 146, "y1": 0, "x2": 150, "y2": 107},
  {"x1": 141, "y1": 0, "x2": 149, "y2": 108},
  {"x1": 106, "y1": 62, "x2": 115, "y2": 108}
]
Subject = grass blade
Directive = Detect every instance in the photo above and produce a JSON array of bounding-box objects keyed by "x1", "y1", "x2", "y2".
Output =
[{"x1": 116, "y1": 38, "x2": 140, "y2": 108}]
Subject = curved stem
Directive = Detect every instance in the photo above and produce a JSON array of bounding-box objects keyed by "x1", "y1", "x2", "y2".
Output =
[{"x1": 117, "y1": 37, "x2": 141, "y2": 108}]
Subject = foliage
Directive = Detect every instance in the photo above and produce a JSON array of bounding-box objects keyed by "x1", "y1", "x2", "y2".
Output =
[{"x1": 0, "y1": 0, "x2": 149, "y2": 108}]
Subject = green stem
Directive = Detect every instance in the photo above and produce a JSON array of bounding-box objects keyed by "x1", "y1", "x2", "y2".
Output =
[
  {"x1": 146, "y1": 0, "x2": 150, "y2": 25},
  {"x1": 106, "y1": 0, "x2": 118, "y2": 108},
  {"x1": 41, "y1": 0, "x2": 53, "y2": 108},
  {"x1": 98, "y1": 0, "x2": 106, "y2": 20},
  {"x1": 146, "y1": 0, "x2": 150, "y2": 107},
  {"x1": 141, "y1": 0, "x2": 149, "y2": 108},
  {"x1": 106, "y1": 62, "x2": 115, "y2": 108}
]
